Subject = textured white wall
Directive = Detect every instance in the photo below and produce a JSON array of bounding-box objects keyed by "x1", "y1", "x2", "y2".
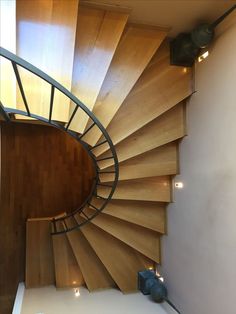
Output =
[{"x1": 161, "y1": 11, "x2": 236, "y2": 314}]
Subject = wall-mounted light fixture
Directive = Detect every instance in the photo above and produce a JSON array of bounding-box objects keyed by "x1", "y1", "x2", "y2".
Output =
[
  {"x1": 198, "y1": 51, "x2": 209, "y2": 63},
  {"x1": 175, "y1": 181, "x2": 184, "y2": 189},
  {"x1": 170, "y1": 5, "x2": 236, "y2": 67},
  {"x1": 74, "y1": 288, "x2": 80, "y2": 297},
  {"x1": 138, "y1": 270, "x2": 181, "y2": 313}
]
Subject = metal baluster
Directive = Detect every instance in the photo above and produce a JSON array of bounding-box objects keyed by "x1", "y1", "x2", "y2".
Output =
[
  {"x1": 88, "y1": 203, "x2": 100, "y2": 211},
  {"x1": 52, "y1": 219, "x2": 57, "y2": 234},
  {"x1": 0, "y1": 101, "x2": 11, "y2": 122},
  {"x1": 81, "y1": 210, "x2": 90, "y2": 220},
  {"x1": 78, "y1": 122, "x2": 96, "y2": 140},
  {"x1": 89, "y1": 139, "x2": 108, "y2": 151},
  {"x1": 97, "y1": 156, "x2": 114, "y2": 162},
  {"x1": 11, "y1": 62, "x2": 31, "y2": 116},
  {"x1": 65, "y1": 105, "x2": 79, "y2": 130},
  {"x1": 49, "y1": 85, "x2": 55, "y2": 122}
]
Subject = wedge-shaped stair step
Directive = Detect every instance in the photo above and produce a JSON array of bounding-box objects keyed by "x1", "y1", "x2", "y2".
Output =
[
  {"x1": 0, "y1": 0, "x2": 16, "y2": 109},
  {"x1": 97, "y1": 176, "x2": 171, "y2": 202},
  {"x1": 26, "y1": 218, "x2": 55, "y2": 288},
  {"x1": 96, "y1": 102, "x2": 186, "y2": 168},
  {"x1": 83, "y1": 208, "x2": 161, "y2": 262},
  {"x1": 99, "y1": 142, "x2": 178, "y2": 182},
  {"x1": 16, "y1": 0, "x2": 79, "y2": 121},
  {"x1": 92, "y1": 198, "x2": 166, "y2": 233},
  {"x1": 95, "y1": 40, "x2": 193, "y2": 155},
  {"x1": 80, "y1": 221, "x2": 154, "y2": 293},
  {"x1": 83, "y1": 24, "x2": 168, "y2": 146},
  {"x1": 52, "y1": 222, "x2": 84, "y2": 289},
  {"x1": 65, "y1": 218, "x2": 115, "y2": 291},
  {"x1": 69, "y1": 6, "x2": 128, "y2": 133}
]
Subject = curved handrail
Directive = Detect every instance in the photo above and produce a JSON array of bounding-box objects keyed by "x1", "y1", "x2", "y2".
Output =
[{"x1": 0, "y1": 47, "x2": 119, "y2": 234}]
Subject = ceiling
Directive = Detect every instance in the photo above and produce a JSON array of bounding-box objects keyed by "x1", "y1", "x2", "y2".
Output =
[{"x1": 81, "y1": 0, "x2": 236, "y2": 36}]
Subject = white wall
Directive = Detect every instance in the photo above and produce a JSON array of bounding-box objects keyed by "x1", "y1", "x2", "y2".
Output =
[{"x1": 161, "y1": 11, "x2": 236, "y2": 314}]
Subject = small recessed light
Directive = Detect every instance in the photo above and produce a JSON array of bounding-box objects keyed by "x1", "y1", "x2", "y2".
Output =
[
  {"x1": 175, "y1": 182, "x2": 184, "y2": 189},
  {"x1": 74, "y1": 288, "x2": 80, "y2": 297},
  {"x1": 198, "y1": 51, "x2": 209, "y2": 62}
]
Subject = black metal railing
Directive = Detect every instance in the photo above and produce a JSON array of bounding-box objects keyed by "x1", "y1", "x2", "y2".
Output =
[{"x1": 0, "y1": 47, "x2": 119, "y2": 235}]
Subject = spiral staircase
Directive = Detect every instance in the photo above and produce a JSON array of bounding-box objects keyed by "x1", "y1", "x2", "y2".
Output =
[{"x1": 0, "y1": 1, "x2": 193, "y2": 294}]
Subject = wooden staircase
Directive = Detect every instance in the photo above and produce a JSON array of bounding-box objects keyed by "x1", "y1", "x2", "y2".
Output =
[{"x1": 0, "y1": 0, "x2": 193, "y2": 294}]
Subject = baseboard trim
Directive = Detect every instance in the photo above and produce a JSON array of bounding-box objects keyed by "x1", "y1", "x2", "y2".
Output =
[
  {"x1": 12, "y1": 282, "x2": 25, "y2": 314},
  {"x1": 161, "y1": 301, "x2": 179, "y2": 314}
]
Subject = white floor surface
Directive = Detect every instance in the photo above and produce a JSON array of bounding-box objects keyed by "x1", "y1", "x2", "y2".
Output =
[{"x1": 21, "y1": 286, "x2": 174, "y2": 314}]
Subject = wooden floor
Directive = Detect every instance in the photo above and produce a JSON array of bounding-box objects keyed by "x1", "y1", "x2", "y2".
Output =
[{"x1": 0, "y1": 122, "x2": 94, "y2": 313}]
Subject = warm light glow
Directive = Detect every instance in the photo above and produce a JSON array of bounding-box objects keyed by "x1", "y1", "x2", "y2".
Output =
[
  {"x1": 159, "y1": 277, "x2": 164, "y2": 282},
  {"x1": 183, "y1": 67, "x2": 187, "y2": 73},
  {"x1": 72, "y1": 281, "x2": 77, "y2": 284},
  {"x1": 198, "y1": 51, "x2": 209, "y2": 62},
  {"x1": 0, "y1": 0, "x2": 16, "y2": 109},
  {"x1": 148, "y1": 266, "x2": 153, "y2": 270},
  {"x1": 74, "y1": 288, "x2": 80, "y2": 297},
  {"x1": 175, "y1": 182, "x2": 184, "y2": 189}
]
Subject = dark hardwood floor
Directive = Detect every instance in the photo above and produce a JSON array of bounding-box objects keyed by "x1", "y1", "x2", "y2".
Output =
[{"x1": 0, "y1": 122, "x2": 94, "y2": 313}]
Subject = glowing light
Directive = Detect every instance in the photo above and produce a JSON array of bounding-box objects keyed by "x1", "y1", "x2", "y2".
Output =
[
  {"x1": 74, "y1": 288, "x2": 80, "y2": 297},
  {"x1": 148, "y1": 266, "x2": 153, "y2": 270},
  {"x1": 159, "y1": 277, "x2": 164, "y2": 282},
  {"x1": 175, "y1": 182, "x2": 184, "y2": 189},
  {"x1": 198, "y1": 51, "x2": 209, "y2": 62},
  {"x1": 183, "y1": 67, "x2": 187, "y2": 73}
]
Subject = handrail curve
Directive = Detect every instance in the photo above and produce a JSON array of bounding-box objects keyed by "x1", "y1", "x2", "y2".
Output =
[{"x1": 0, "y1": 47, "x2": 119, "y2": 235}]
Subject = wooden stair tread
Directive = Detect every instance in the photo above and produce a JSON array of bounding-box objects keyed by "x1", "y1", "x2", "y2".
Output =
[
  {"x1": 80, "y1": 220, "x2": 154, "y2": 293},
  {"x1": 0, "y1": 0, "x2": 16, "y2": 110},
  {"x1": 98, "y1": 176, "x2": 171, "y2": 202},
  {"x1": 66, "y1": 218, "x2": 115, "y2": 291},
  {"x1": 83, "y1": 208, "x2": 161, "y2": 262},
  {"x1": 82, "y1": 24, "x2": 167, "y2": 146},
  {"x1": 16, "y1": 0, "x2": 79, "y2": 121},
  {"x1": 92, "y1": 198, "x2": 166, "y2": 233},
  {"x1": 69, "y1": 6, "x2": 128, "y2": 133},
  {"x1": 99, "y1": 142, "x2": 178, "y2": 181},
  {"x1": 52, "y1": 222, "x2": 84, "y2": 289},
  {"x1": 26, "y1": 219, "x2": 55, "y2": 288},
  {"x1": 96, "y1": 102, "x2": 186, "y2": 168},
  {"x1": 95, "y1": 39, "x2": 192, "y2": 155}
]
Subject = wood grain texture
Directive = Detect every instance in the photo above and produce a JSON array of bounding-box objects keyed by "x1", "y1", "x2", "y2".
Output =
[
  {"x1": 84, "y1": 208, "x2": 161, "y2": 262},
  {"x1": 96, "y1": 102, "x2": 186, "y2": 168},
  {"x1": 69, "y1": 6, "x2": 128, "y2": 133},
  {"x1": 99, "y1": 142, "x2": 178, "y2": 181},
  {"x1": 0, "y1": 295, "x2": 15, "y2": 314},
  {"x1": 80, "y1": 221, "x2": 154, "y2": 293},
  {"x1": 0, "y1": 0, "x2": 16, "y2": 109},
  {"x1": 16, "y1": 0, "x2": 79, "y2": 121},
  {"x1": 98, "y1": 176, "x2": 171, "y2": 202},
  {"x1": 92, "y1": 198, "x2": 166, "y2": 233},
  {"x1": 52, "y1": 223, "x2": 84, "y2": 288},
  {"x1": 83, "y1": 24, "x2": 167, "y2": 145},
  {"x1": 25, "y1": 219, "x2": 55, "y2": 288},
  {"x1": 66, "y1": 218, "x2": 115, "y2": 291},
  {"x1": 95, "y1": 39, "x2": 192, "y2": 155},
  {"x1": 0, "y1": 122, "x2": 93, "y2": 306}
]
